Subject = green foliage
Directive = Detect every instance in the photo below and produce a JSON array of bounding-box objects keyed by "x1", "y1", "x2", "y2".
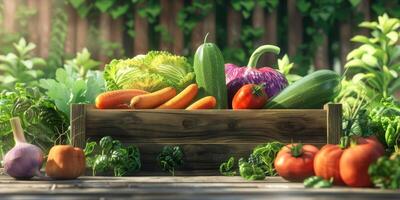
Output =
[
  {"x1": 40, "y1": 49, "x2": 105, "y2": 119},
  {"x1": 47, "y1": 1, "x2": 68, "y2": 74},
  {"x1": 219, "y1": 142, "x2": 284, "y2": 179},
  {"x1": 248, "y1": 142, "x2": 284, "y2": 176},
  {"x1": 0, "y1": 84, "x2": 68, "y2": 156},
  {"x1": 238, "y1": 157, "x2": 265, "y2": 180},
  {"x1": 304, "y1": 176, "x2": 333, "y2": 188},
  {"x1": 219, "y1": 157, "x2": 236, "y2": 176},
  {"x1": 337, "y1": 14, "x2": 400, "y2": 141},
  {"x1": 369, "y1": 152, "x2": 400, "y2": 189},
  {"x1": 85, "y1": 136, "x2": 141, "y2": 176},
  {"x1": 231, "y1": 0, "x2": 278, "y2": 18},
  {"x1": 0, "y1": 2, "x2": 36, "y2": 54},
  {"x1": 277, "y1": 55, "x2": 302, "y2": 84},
  {"x1": 157, "y1": 146, "x2": 184, "y2": 176},
  {"x1": 177, "y1": 1, "x2": 213, "y2": 34},
  {"x1": 368, "y1": 98, "x2": 400, "y2": 150},
  {"x1": 0, "y1": 39, "x2": 46, "y2": 89}
]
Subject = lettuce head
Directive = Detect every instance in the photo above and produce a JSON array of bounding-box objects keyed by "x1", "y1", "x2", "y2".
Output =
[{"x1": 104, "y1": 51, "x2": 195, "y2": 92}]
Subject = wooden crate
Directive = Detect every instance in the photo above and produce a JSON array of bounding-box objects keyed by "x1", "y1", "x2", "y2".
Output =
[{"x1": 71, "y1": 104, "x2": 342, "y2": 175}]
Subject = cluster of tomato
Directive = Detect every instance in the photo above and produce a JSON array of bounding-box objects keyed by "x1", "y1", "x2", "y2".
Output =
[{"x1": 274, "y1": 136, "x2": 384, "y2": 187}]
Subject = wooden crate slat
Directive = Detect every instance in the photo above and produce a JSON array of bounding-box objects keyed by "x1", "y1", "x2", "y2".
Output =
[
  {"x1": 72, "y1": 104, "x2": 341, "y2": 175},
  {"x1": 85, "y1": 106, "x2": 327, "y2": 144}
]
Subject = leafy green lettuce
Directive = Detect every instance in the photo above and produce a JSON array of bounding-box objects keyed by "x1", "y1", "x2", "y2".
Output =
[{"x1": 104, "y1": 51, "x2": 195, "y2": 92}]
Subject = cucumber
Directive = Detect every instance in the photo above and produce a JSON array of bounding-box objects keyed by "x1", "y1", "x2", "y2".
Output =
[
  {"x1": 194, "y1": 39, "x2": 228, "y2": 109},
  {"x1": 264, "y1": 70, "x2": 341, "y2": 109}
]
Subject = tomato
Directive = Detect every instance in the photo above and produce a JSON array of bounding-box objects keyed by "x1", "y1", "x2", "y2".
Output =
[
  {"x1": 232, "y1": 84, "x2": 268, "y2": 109},
  {"x1": 314, "y1": 136, "x2": 385, "y2": 187},
  {"x1": 274, "y1": 144, "x2": 319, "y2": 182},
  {"x1": 314, "y1": 144, "x2": 345, "y2": 185},
  {"x1": 340, "y1": 137, "x2": 384, "y2": 187}
]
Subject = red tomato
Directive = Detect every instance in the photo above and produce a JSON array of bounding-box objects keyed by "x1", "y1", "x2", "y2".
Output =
[
  {"x1": 232, "y1": 84, "x2": 268, "y2": 109},
  {"x1": 314, "y1": 144, "x2": 345, "y2": 185},
  {"x1": 274, "y1": 144, "x2": 319, "y2": 182},
  {"x1": 340, "y1": 137, "x2": 384, "y2": 187}
]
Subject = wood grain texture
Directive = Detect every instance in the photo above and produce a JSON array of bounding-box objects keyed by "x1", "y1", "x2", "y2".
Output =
[
  {"x1": 76, "y1": 16, "x2": 88, "y2": 51},
  {"x1": 71, "y1": 104, "x2": 86, "y2": 149},
  {"x1": 172, "y1": 0, "x2": 184, "y2": 54},
  {"x1": 38, "y1": 0, "x2": 51, "y2": 58},
  {"x1": 72, "y1": 104, "x2": 341, "y2": 174},
  {"x1": 134, "y1": 2, "x2": 149, "y2": 55},
  {"x1": 227, "y1": 5, "x2": 242, "y2": 47},
  {"x1": 3, "y1": 0, "x2": 17, "y2": 33},
  {"x1": 0, "y1": 175, "x2": 399, "y2": 200},
  {"x1": 27, "y1": 0, "x2": 40, "y2": 55},
  {"x1": 287, "y1": 0, "x2": 303, "y2": 58},
  {"x1": 325, "y1": 104, "x2": 342, "y2": 144},
  {"x1": 85, "y1": 107, "x2": 327, "y2": 144},
  {"x1": 64, "y1": 5, "x2": 77, "y2": 55}
]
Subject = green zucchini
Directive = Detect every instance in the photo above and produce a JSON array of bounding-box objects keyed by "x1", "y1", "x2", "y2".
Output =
[
  {"x1": 194, "y1": 39, "x2": 228, "y2": 109},
  {"x1": 264, "y1": 70, "x2": 341, "y2": 109}
]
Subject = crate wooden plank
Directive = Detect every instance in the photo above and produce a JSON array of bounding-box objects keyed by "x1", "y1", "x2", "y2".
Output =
[
  {"x1": 71, "y1": 104, "x2": 342, "y2": 175},
  {"x1": 325, "y1": 104, "x2": 342, "y2": 144},
  {"x1": 84, "y1": 106, "x2": 328, "y2": 144}
]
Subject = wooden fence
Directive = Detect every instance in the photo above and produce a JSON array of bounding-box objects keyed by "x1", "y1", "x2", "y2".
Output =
[{"x1": 2, "y1": 0, "x2": 372, "y2": 70}]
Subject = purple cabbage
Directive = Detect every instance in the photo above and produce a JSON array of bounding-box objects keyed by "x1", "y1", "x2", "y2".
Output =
[{"x1": 225, "y1": 45, "x2": 288, "y2": 106}]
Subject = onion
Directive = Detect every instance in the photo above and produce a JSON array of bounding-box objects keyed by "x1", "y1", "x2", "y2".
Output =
[{"x1": 3, "y1": 117, "x2": 43, "y2": 179}]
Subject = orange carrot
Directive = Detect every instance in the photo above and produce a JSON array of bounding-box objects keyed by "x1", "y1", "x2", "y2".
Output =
[
  {"x1": 186, "y1": 96, "x2": 217, "y2": 110},
  {"x1": 130, "y1": 87, "x2": 177, "y2": 109},
  {"x1": 157, "y1": 84, "x2": 198, "y2": 109},
  {"x1": 95, "y1": 89, "x2": 148, "y2": 109}
]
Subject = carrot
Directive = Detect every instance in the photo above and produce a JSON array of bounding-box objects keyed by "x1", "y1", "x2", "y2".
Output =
[
  {"x1": 186, "y1": 96, "x2": 217, "y2": 110},
  {"x1": 95, "y1": 89, "x2": 148, "y2": 109},
  {"x1": 157, "y1": 84, "x2": 198, "y2": 109},
  {"x1": 130, "y1": 87, "x2": 177, "y2": 109}
]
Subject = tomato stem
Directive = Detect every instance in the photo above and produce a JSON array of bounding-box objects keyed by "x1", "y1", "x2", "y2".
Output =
[
  {"x1": 252, "y1": 83, "x2": 266, "y2": 97},
  {"x1": 339, "y1": 136, "x2": 350, "y2": 149},
  {"x1": 289, "y1": 143, "x2": 303, "y2": 157}
]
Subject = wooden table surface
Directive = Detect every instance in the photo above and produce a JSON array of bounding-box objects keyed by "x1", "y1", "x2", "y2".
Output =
[{"x1": 0, "y1": 175, "x2": 399, "y2": 200}]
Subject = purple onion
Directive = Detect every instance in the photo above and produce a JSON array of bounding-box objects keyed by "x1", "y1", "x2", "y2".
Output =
[
  {"x1": 225, "y1": 45, "x2": 288, "y2": 106},
  {"x1": 3, "y1": 117, "x2": 43, "y2": 179}
]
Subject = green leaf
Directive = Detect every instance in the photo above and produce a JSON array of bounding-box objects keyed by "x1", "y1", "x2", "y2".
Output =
[
  {"x1": 219, "y1": 157, "x2": 237, "y2": 176},
  {"x1": 344, "y1": 58, "x2": 367, "y2": 69},
  {"x1": 94, "y1": 0, "x2": 115, "y2": 12},
  {"x1": 351, "y1": 35, "x2": 371, "y2": 44},
  {"x1": 386, "y1": 31, "x2": 399, "y2": 45},
  {"x1": 359, "y1": 21, "x2": 378, "y2": 29},
  {"x1": 68, "y1": 0, "x2": 85, "y2": 8},
  {"x1": 346, "y1": 49, "x2": 365, "y2": 60},
  {"x1": 304, "y1": 176, "x2": 333, "y2": 188},
  {"x1": 110, "y1": 4, "x2": 130, "y2": 19},
  {"x1": 349, "y1": 0, "x2": 362, "y2": 7},
  {"x1": 361, "y1": 54, "x2": 378, "y2": 67}
]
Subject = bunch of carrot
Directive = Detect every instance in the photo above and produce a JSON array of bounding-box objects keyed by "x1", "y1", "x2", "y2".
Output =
[{"x1": 95, "y1": 84, "x2": 217, "y2": 110}]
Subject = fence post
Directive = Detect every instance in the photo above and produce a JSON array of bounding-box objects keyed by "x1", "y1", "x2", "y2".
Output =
[
  {"x1": 287, "y1": 0, "x2": 303, "y2": 58},
  {"x1": 314, "y1": 30, "x2": 329, "y2": 69},
  {"x1": 27, "y1": 0, "x2": 40, "y2": 55},
  {"x1": 65, "y1": 5, "x2": 77, "y2": 56},
  {"x1": 76, "y1": 16, "x2": 88, "y2": 52},
  {"x1": 172, "y1": 0, "x2": 184, "y2": 55},
  {"x1": 98, "y1": 13, "x2": 112, "y2": 66},
  {"x1": 227, "y1": 4, "x2": 242, "y2": 48},
  {"x1": 38, "y1": 0, "x2": 51, "y2": 58},
  {"x1": 134, "y1": 2, "x2": 149, "y2": 55},
  {"x1": 3, "y1": 0, "x2": 17, "y2": 33}
]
